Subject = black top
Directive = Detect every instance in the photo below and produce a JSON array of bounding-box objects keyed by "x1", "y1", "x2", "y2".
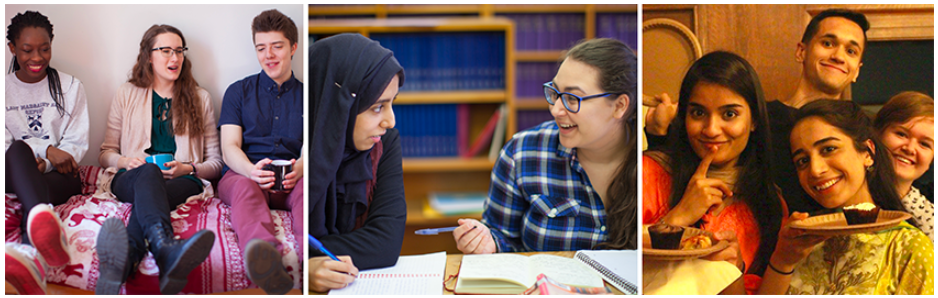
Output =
[
  {"x1": 308, "y1": 129, "x2": 406, "y2": 270},
  {"x1": 765, "y1": 100, "x2": 821, "y2": 213}
]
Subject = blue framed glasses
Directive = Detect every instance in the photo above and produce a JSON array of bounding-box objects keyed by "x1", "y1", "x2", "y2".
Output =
[{"x1": 543, "y1": 82, "x2": 617, "y2": 113}]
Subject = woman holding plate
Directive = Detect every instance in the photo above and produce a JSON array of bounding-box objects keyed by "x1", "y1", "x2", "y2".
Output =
[
  {"x1": 642, "y1": 51, "x2": 786, "y2": 294},
  {"x1": 757, "y1": 100, "x2": 933, "y2": 295}
]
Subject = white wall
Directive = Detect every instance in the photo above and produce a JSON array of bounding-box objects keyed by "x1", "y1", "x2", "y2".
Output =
[{"x1": 4, "y1": 4, "x2": 306, "y2": 166}]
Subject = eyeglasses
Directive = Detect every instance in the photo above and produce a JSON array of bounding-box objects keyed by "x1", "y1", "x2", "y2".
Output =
[
  {"x1": 151, "y1": 47, "x2": 188, "y2": 58},
  {"x1": 543, "y1": 82, "x2": 617, "y2": 113}
]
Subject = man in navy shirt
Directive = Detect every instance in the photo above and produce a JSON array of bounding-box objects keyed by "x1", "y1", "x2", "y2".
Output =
[{"x1": 218, "y1": 9, "x2": 303, "y2": 294}]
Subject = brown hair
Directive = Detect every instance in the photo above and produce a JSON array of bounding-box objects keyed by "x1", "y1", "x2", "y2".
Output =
[
  {"x1": 564, "y1": 38, "x2": 638, "y2": 250},
  {"x1": 252, "y1": 9, "x2": 298, "y2": 46},
  {"x1": 129, "y1": 24, "x2": 203, "y2": 139},
  {"x1": 874, "y1": 91, "x2": 934, "y2": 133}
]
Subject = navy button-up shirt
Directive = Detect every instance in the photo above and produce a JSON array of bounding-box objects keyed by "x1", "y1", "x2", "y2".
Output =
[{"x1": 219, "y1": 71, "x2": 303, "y2": 174}]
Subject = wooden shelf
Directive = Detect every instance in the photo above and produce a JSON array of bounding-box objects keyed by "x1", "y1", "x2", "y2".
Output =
[
  {"x1": 395, "y1": 90, "x2": 507, "y2": 105},
  {"x1": 406, "y1": 196, "x2": 482, "y2": 226},
  {"x1": 516, "y1": 50, "x2": 566, "y2": 62},
  {"x1": 493, "y1": 4, "x2": 590, "y2": 13},
  {"x1": 402, "y1": 157, "x2": 495, "y2": 173},
  {"x1": 515, "y1": 98, "x2": 550, "y2": 110},
  {"x1": 309, "y1": 17, "x2": 514, "y2": 34},
  {"x1": 594, "y1": 4, "x2": 639, "y2": 13},
  {"x1": 385, "y1": 4, "x2": 484, "y2": 15},
  {"x1": 309, "y1": 5, "x2": 378, "y2": 15}
]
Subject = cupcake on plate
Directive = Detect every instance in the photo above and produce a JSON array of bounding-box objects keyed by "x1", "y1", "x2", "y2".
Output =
[
  {"x1": 843, "y1": 202, "x2": 880, "y2": 225},
  {"x1": 648, "y1": 223, "x2": 684, "y2": 249}
]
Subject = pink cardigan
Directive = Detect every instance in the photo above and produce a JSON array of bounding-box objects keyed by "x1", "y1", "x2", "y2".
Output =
[{"x1": 99, "y1": 83, "x2": 222, "y2": 180}]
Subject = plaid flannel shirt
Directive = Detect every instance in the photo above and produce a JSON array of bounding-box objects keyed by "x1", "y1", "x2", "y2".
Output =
[{"x1": 482, "y1": 121, "x2": 608, "y2": 252}]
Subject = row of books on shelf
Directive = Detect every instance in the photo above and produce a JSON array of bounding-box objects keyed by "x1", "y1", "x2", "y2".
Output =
[
  {"x1": 499, "y1": 13, "x2": 585, "y2": 51},
  {"x1": 516, "y1": 62, "x2": 560, "y2": 99},
  {"x1": 370, "y1": 32, "x2": 506, "y2": 91},
  {"x1": 517, "y1": 110, "x2": 555, "y2": 132},
  {"x1": 596, "y1": 13, "x2": 639, "y2": 50},
  {"x1": 395, "y1": 104, "x2": 508, "y2": 159}
]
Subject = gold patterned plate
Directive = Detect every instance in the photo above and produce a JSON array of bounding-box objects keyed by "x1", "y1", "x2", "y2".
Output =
[
  {"x1": 789, "y1": 210, "x2": 912, "y2": 236},
  {"x1": 641, "y1": 226, "x2": 729, "y2": 261}
]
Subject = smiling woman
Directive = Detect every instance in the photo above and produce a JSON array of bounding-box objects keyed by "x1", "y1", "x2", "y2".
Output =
[
  {"x1": 756, "y1": 99, "x2": 933, "y2": 295},
  {"x1": 874, "y1": 91, "x2": 934, "y2": 240},
  {"x1": 4, "y1": 10, "x2": 90, "y2": 295},
  {"x1": 453, "y1": 38, "x2": 638, "y2": 255},
  {"x1": 642, "y1": 51, "x2": 785, "y2": 294}
]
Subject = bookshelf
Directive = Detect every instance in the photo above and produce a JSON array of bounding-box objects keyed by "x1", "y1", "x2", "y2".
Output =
[
  {"x1": 309, "y1": 16, "x2": 514, "y2": 255},
  {"x1": 309, "y1": 5, "x2": 638, "y2": 255}
]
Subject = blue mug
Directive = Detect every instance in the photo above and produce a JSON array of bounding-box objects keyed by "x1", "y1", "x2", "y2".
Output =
[{"x1": 145, "y1": 154, "x2": 174, "y2": 170}]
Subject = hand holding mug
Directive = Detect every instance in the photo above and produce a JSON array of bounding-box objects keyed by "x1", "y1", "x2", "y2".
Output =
[{"x1": 250, "y1": 158, "x2": 275, "y2": 190}]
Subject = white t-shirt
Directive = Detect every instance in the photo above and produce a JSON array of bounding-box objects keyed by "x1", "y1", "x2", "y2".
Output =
[{"x1": 5, "y1": 71, "x2": 89, "y2": 173}]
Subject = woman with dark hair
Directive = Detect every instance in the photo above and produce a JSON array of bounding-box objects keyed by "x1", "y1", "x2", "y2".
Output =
[
  {"x1": 94, "y1": 24, "x2": 220, "y2": 295},
  {"x1": 453, "y1": 38, "x2": 638, "y2": 253},
  {"x1": 4, "y1": 10, "x2": 89, "y2": 295},
  {"x1": 642, "y1": 51, "x2": 785, "y2": 293},
  {"x1": 874, "y1": 91, "x2": 933, "y2": 240},
  {"x1": 307, "y1": 33, "x2": 406, "y2": 292},
  {"x1": 758, "y1": 100, "x2": 933, "y2": 295}
]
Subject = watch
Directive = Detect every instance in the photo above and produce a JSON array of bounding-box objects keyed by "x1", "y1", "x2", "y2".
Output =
[{"x1": 188, "y1": 162, "x2": 198, "y2": 177}]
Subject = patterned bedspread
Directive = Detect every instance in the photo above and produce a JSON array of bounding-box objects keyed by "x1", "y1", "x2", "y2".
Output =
[{"x1": 5, "y1": 166, "x2": 302, "y2": 294}]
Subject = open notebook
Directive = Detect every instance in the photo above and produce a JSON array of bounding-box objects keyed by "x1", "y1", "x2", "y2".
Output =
[
  {"x1": 454, "y1": 253, "x2": 605, "y2": 294},
  {"x1": 574, "y1": 250, "x2": 639, "y2": 294}
]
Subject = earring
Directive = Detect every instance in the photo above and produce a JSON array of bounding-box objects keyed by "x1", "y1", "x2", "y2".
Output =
[{"x1": 866, "y1": 165, "x2": 874, "y2": 173}]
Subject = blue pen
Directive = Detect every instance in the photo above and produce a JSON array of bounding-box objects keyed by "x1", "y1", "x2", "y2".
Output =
[
  {"x1": 308, "y1": 234, "x2": 340, "y2": 262},
  {"x1": 415, "y1": 225, "x2": 475, "y2": 235}
]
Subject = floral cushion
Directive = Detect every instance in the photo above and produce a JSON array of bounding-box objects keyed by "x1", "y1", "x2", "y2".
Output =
[{"x1": 5, "y1": 165, "x2": 301, "y2": 294}]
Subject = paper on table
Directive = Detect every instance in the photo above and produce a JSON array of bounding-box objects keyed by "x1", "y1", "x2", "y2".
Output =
[
  {"x1": 329, "y1": 251, "x2": 447, "y2": 295},
  {"x1": 642, "y1": 258, "x2": 741, "y2": 295}
]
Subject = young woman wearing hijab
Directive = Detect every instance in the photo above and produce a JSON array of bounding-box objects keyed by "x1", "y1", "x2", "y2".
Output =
[
  {"x1": 452, "y1": 38, "x2": 638, "y2": 253},
  {"x1": 94, "y1": 25, "x2": 219, "y2": 295},
  {"x1": 307, "y1": 33, "x2": 406, "y2": 292}
]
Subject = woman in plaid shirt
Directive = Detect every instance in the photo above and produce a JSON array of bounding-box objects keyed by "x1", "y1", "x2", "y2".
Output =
[{"x1": 453, "y1": 38, "x2": 638, "y2": 253}]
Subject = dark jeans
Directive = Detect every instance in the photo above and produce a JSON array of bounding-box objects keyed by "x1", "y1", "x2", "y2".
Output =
[
  {"x1": 111, "y1": 163, "x2": 200, "y2": 263},
  {"x1": 5, "y1": 140, "x2": 82, "y2": 244}
]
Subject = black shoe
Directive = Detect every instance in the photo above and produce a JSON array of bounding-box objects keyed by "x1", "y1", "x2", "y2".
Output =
[
  {"x1": 95, "y1": 217, "x2": 131, "y2": 295},
  {"x1": 145, "y1": 223, "x2": 215, "y2": 294},
  {"x1": 244, "y1": 239, "x2": 293, "y2": 295}
]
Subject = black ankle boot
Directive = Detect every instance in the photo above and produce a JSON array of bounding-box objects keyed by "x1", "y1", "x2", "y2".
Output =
[
  {"x1": 95, "y1": 217, "x2": 139, "y2": 295},
  {"x1": 145, "y1": 223, "x2": 215, "y2": 294}
]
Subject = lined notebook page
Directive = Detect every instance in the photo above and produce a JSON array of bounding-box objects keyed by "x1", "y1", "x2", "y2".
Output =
[
  {"x1": 329, "y1": 251, "x2": 447, "y2": 295},
  {"x1": 574, "y1": 250, "x2": 639, "y2": 294}
]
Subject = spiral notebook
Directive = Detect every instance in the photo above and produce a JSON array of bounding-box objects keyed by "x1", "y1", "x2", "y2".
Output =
[{"x1": 574, "y1": 250, "x2": 639, "y2": 294}]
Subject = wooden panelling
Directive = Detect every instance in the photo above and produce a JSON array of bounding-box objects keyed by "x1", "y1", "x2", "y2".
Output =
[{"x1": 644, "y1": 4, "x2": 933, "y2": 102}]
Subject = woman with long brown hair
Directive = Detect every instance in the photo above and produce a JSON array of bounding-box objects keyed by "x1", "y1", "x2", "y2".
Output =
[
  {"x1": 453, "y1": 38, "x2": 638, "y2": 253},
  {"x1": 94, "y1": 24, "x2": 221, "y2": 295}
]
